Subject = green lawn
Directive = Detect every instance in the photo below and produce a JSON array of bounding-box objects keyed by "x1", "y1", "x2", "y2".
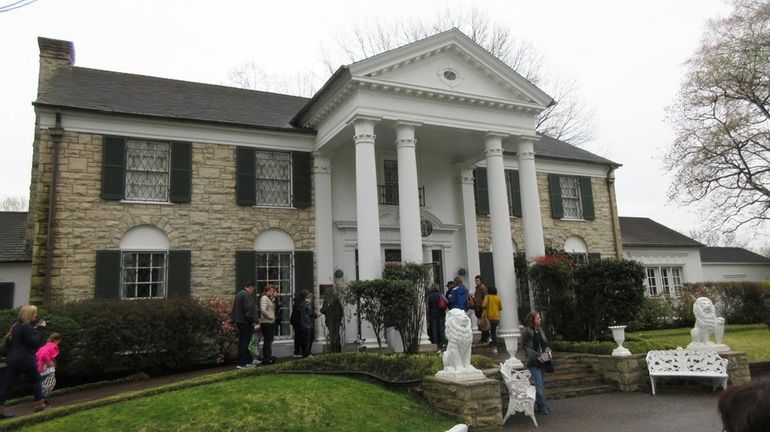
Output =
[
  {"x1": 629, "y1": 323, "x2": 770, "y2": 362},
  {"x1": 20, "y1": 374, "x2": 457, "y2": 432}
]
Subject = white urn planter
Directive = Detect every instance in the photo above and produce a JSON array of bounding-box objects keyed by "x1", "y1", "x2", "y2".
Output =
[{"x1": 609, "y1": 325, "x2": 631, "y2": 357}]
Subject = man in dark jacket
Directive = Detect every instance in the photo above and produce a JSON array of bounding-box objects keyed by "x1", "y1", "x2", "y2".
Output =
[
  {"x1": 474, "y1": 275, "x2": 489, "y2": 343},
  {"x1": 290, "y1": 290, "x2": 307, "y2": 358},
  {"x1": 231, "y1": 281, "x2": 258, "y2": 368}
]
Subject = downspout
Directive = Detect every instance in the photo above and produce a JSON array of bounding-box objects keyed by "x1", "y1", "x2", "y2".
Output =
[
  {"x1": 44, "y1": 111, "x2": 64, "y2": 307},
  {"x1": 605, "y1": 166, "x2": 622, "y2": 258}
]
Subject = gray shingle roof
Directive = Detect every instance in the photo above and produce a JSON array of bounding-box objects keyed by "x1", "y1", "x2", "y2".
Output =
[
  {"x1": 619, "y1": 216, "x2": 704, "y2": 247},
  {"x1": 700, "y1": 247, "x2": 770, "y2": 264},
  {"x1": 0, "y1": 212, "x2": 31, "y2": 263},
  {"x1": 535, "y1": 134, "x2": 620, "y2": 167},
  {"x1": 35, "y1": 67, "x2": 314, "y2": 133}
]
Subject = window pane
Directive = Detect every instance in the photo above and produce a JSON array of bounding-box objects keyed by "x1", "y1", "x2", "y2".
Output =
[
  {"x1": 256, "y1": 252, "x2": 294, "y2": 338},
  {"x1": 560, "y1": 176, "x2": 583, "y2": 219},
  {"x1": 125, "y1": 140, "x2": 170, "y2": 202},
  {"x1": 122, "y1": 251, "x2": 167, "y2": 300},
  {"x1": 255, "y1": 151, "x2": 291, "y2": 206},
  {"x1": 646, "y1": 267, "x2": 658, "y2": 297}
]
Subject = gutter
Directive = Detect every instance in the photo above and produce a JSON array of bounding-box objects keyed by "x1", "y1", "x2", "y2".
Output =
[{"x1": 44, "y1": 111, "x2": 64, "y2": 307}]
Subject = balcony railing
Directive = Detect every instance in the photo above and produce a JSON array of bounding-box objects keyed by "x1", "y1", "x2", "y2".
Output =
[{"x1": 378, "y1": 184, "x2": 425, "y2": 206}]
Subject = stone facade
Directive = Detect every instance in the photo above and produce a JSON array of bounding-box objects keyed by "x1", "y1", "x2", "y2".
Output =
[
  {"x1": 28, "y1": 130, "x2": 315, "y2": 302},
  {"x1": 477, "y1": 173, "x2": 623, "y2": 258},
  {"x1": 422, "y1": 377, "x2": 503, "y2": 428}
]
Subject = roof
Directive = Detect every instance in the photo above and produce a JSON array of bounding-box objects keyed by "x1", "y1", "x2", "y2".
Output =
[
  {"x1": 534, "y1": 134, "x2": 619, "y2": 167},
  {"x1": 619, "y1": 217, "x2": 704, "y2": 248},
  {"x1": 700, "y1": 247, "x2": 770, "y2": 264},
  {"x1": 35, "y1": 67, "x2": 314, "y2": 134},
  {"x1": 0, "y1": 212, "x2": 31, "y2": 263}
]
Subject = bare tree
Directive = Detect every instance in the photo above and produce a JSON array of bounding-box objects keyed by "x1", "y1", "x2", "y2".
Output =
[
  {"x1": 0, "y1": 195, "x2": 28, "y2": 211},
  {"x1": 687, "y1": 227, "x2": 747, "y2": 248},
  {"x1": 225, "y1": 61, "x2": 318, "y2": 97},
  {"x1": 665, "y1": 0, "x2": 770, "y2": 234},
  {"x1": 759, "y1": 245, "x2": 770, "y2": 259}
]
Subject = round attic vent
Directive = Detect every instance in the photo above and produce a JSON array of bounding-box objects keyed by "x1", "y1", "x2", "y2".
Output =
[{"x1": 443, "y1": 70, "x2": 457, "y2": 81}]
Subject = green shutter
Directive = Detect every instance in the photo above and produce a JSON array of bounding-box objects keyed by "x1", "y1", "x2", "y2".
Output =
[
  {"x1": 236, "y1": 147, "x2": 256, "y2": 206},
  {"x1": 294, "y1": 251, "x2": 314, "y2": 295},
  {"x1": 508, "y1": 170, "x2": 522, "y2": 217},
  {"x1": 292, "y1": 152, "x2": 312, "y2": 208},
  {"x1": 580, "y1": 176, "x2": 595, "y2": 220},
  {"x1": 95, "y1": 250, "x2": 121, "y2": 300},
  {"x1": 235, "y1": 251, "x2": 256, "y2": 293},
  {"x1": 474, "y1": 167, "x2": 489, "y2": 216},
  {"x1": 167, "y1": 250, "x2": 191, "y2": 298},
  {"x1": 101, "y1": 136, "x2": 126, "y2": 201},
  {"x1": 588, "y1": 252, "x2": 601, "y2": 263},
  {"x1": 170, "y1": 142, "x2": 192, "y2": 203},
  {"x1": 479, "y1": 252, "x2": 495, "y2": 288},
  {"x1": 548, "y1": 173, "x2": 563, "y2": 219}
]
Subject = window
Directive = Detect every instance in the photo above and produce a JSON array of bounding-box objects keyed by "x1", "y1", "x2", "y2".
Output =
[
  {"x1": 560, "y1": 176, "x2": 582, "y2": 219},
  {"x1": 255, "y1": 151, "x2": 292, "y2": 206},
  {"x1": 548, "y1": 174, "x2": 595, "y2": 220},
  {"x1": 122, "y1": 252, "x2": 167, "y2": 299},
  {"x1": 101, "y1": 136, "x2": 191, "y2": 203},
  {"x1": 236, "y1": 148, "x2": 311, "y2": 208},
  {"x1": 644, "y1": 266, "x2": 684, "y2": 298},
  {"x1": 125, "y1": 140, "x2": 170, "y2": 202},
  {"x1": 256, "y1": 252, "x2": 293, "y2": 337},
  {"x1": 473, "y1": 167, "x2": 522, "y2": 217}
]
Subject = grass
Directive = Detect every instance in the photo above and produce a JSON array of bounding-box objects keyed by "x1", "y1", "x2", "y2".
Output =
[
  {"x1": 629, "y1": 323, "x2": 770, "y2": 362},
  {"x1": 19, "y1": 374, "x2": 457, "y2": 432}
]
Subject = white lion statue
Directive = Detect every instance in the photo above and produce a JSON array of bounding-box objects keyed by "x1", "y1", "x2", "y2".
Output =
[
  {"x1": 687, "y1": 297, "x2": 729, "y2": 352},
  {"x1": 436, "y1": 309, "x2": 485, "y2": 381}
]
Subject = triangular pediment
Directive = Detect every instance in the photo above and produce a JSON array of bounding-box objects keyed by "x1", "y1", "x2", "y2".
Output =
[{"x1": 347, "y1": 28, "x2": 553, "y2": 108}]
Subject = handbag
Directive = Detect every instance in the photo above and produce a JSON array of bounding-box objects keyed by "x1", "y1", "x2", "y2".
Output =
[
  {"x1": 477, "y1": 317, "x2": 491, "y2": 332},
  {"x1": 539, "y1": 351, "x2": 555, "y2": 373},
  {"x1": 438, "y1": 294, "x2": 448, "y2": 311},
  {"x1": 0, "y1": 324, "x2": 14, "y2": 357}
]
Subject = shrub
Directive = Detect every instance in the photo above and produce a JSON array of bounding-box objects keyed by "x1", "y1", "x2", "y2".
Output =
[
  {"x1": 528, "y1": 255, "x2": 579, "y2": 340},
  {"x1": 0, "y1": 307, "x2": 80, "y2": 374},
  {"x1": 573, "y1": 258, "x2": 646, "y2": 339},
  {"x1": 320, "y1": 287, "x2": 346, "y2": 353},
  {"x1": 675, "y1": 282, "x2": 769, "y2": 326},
  {"x1": 627, "y1": 297, "x2": 677, "y2": 332},
  {"x1": 551, "y1": 337, "x2": 677, "y2": 355},
  {"x1": 382, "y1": 262, "x2": 430, "y2": 354},
  {"x1": 346, "y1": 279, "x2": 392, "y2": 354},
  {"x1": 206, "y1": 297, "x2": 238, "y2": 364},
  {"x1": 51, "y1": 298, "x2": 219, "y2": 378}
]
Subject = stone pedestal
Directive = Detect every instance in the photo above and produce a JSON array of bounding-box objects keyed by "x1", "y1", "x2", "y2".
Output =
[{"x1": 423, "y1": 377, "x2": 503, "y2": 428}]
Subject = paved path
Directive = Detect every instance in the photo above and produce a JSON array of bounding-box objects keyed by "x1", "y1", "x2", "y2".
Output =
[{"x1": 502, "y1": 387, "x2": 722, "y2": 432}]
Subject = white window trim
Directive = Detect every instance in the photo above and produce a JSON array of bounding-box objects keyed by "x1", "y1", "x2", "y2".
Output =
[
  {"x1": 254, "y1": 150, "x2": 293, "y2": 208},
  {"x1": 124, "y1": 139, "x2": 172, "y2": 203},
  {"x1": 120, "y1": 250, "x2": 168, "y2": 300},
  {"x1": 255, "y1": 251, "x2": 294, "y2": 339},
  {"x1": 559, "y1": 175, "x2": 584, "y2": 220}
]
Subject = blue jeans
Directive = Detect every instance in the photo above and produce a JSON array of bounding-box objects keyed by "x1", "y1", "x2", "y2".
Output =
[{"x1": 529, "y1": 365, "x2": 550, "y2": 412}]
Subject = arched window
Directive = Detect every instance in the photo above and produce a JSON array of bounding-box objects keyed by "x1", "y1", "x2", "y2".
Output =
[
  {"x1": 120, "y1": 226, "x2": 169, "y2": 299},
  {"x1": 254, "y1": 229, "x2": 295, "y2": 338},
  {"x1": 564, "y1": 235, "x2": 588, "y2": 264}
]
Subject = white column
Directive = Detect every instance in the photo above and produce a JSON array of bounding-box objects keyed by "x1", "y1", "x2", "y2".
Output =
[
  {"x1": 353, "y1": 118, "x2": 382, "y2": 280},
  {"x1": 485, "y1": 133, "x2": 523, "y2": 368},
  {"x1": 459, "y1": 166, "x2": 480, "y2": 279},
  {"x1": 313, "y1": 154, "x2": 333, "y2": 347},
  {"x1": 314, "y1": 154, "x2": 334, "y2": 286},
  {"x1": 396, "y1": 122, "x2": 423, "y2": 264},
  {"x1": 517, "y1": 139, "x2": 545, "y2": 259}
]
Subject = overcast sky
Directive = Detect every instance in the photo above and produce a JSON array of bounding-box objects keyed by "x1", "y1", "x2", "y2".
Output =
[{"x1": 2, "y1": 0, "x2": 764, "y2": 249}]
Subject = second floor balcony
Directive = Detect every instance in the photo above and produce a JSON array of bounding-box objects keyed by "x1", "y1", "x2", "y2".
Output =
[{"x1": 378, "y1": 184, "x2": 425, "y2": 207}]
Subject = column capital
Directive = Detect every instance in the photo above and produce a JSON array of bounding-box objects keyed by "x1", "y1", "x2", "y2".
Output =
[
  {"x1": 485, "y1": 134, "x2": 504, "y2": 158},
  {"x1": 313, "y1": 153, "x2": 331, "y2": 175},
  {"x1": 395, "y1": 122, "x2": 418, "y2": 150},
  {"x1": 352, "y1": 117, "x2": 377, "y2": 145},
  {"x1": 457, "y1": 165, "x2": 476, "y2": 185}
]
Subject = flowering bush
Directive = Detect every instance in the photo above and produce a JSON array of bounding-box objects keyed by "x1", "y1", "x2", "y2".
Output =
[{"x1": 207, "y1": 297, "x2": 237, "y2": 364}]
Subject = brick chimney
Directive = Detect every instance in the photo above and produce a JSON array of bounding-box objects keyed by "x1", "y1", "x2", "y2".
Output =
[{"x1": 37, "y1": 37, "x2": 75, "y2": 97}]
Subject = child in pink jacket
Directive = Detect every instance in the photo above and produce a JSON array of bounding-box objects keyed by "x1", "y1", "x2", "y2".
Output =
[{"x1": 36, "y1": 332, "x2": 61, "y2": 373}]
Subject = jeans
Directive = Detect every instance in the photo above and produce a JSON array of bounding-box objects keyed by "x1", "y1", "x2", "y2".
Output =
[
  {"x1": 237, "y1": 323, "x2": 254, "y2": 366},
  {"x1": 301, "y1": 327, "x2": 314, "y2": 357},
  {"x1": 429, "y1": 315, "x2": 445, "y2": 349},
  {"x1": 261, "y1": 323, "x2": 275, "y2": 363},
  {"x1": 529, "y1": 365, "x2": 550, "y2": 412},
  {"x1": 489, "y1": 320, "x2": 499, "y2": 345}
]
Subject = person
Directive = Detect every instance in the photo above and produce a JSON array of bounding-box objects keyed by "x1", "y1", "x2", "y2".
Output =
[
  {"x1": 0, "y1": 305, "x2": 48, "y2": 417},
  {"x1": 320, "y1": 290, "x2": 344, "y2": 353},
  {"x1": 231, "y1": 281, "x2": 258, "y2": 369},
  {"x1": 260, "y1": 283, "x2": 278, "y2": 365},
  {"x1": 36, "y1": 332, "x2": 61, "y2": 403},
  {"x1": 473, "y1": 275, "x2": 489, "y2": 343},
  {"x1": 482, "y1": 286, "x2": 502, "y2": 347},
  {"x1": 290, "y1": 290, "x2": 307, "y2": 358},
  {"x1": 718, "y1": 378, "x2": 770, "y2": 432},
  {"x1": 300, "y1": 291, "x2": 320, "y2": 357},
  {"x1": 447, "y1": 277, "x2": 468, "y2": 311},
  {"x1": 522, "y1": 311, "x2": 553, "y2": 415},
  {"x1": 427, "y1": 283, "x2": 447, "y2": 351}
]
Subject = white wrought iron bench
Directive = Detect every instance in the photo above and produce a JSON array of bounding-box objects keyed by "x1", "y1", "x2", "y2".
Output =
[
  {"x1": 500, "y1": 363, "x2": 537, "y2": 427},
  {"x1": 646, "y1": 349, "x2": 728, "y2": 395}
]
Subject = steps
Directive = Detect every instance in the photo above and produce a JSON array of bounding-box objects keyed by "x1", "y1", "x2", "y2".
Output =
[{"x1": 472, "y1": 347, "x2": 617, "y2": 400}]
